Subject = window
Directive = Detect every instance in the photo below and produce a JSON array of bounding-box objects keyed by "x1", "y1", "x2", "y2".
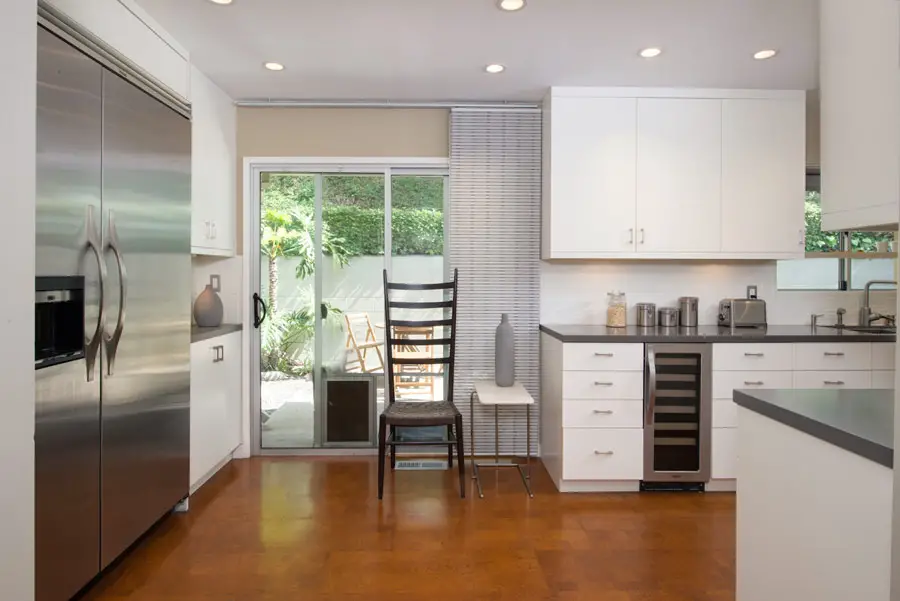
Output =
[{"x1": 776, "y1": 170, "x2": 895, "y2": 290}]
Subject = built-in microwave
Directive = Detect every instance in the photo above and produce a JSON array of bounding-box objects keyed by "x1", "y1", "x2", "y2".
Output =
[{"x1": 35, "y1": 276, "x2": 85, "y2": 369}]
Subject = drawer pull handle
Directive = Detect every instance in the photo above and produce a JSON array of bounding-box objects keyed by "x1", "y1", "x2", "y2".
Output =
[
  {"x1": 824, "y1": 352, "x2": 845, "y2": 357},
  {"x1": 744, "y1": 352, "x2": 764, "y2": 357},
  {"x1": 593, "y1": 450, "x2": 615, "y2": 456},
  {"x1": 592, "y1": 409, "x2": 614, "y2": 415},
  {"x1": 744, "y1": 381, "x2": 764, "y2": 386},
  {"x1": 824, "y1": 380, "x2": 845, "y2": 386},
  {"x1": 593, "y1": 381, "x2": 614, "y2": 386},
  {"x1": 594, "y1": 352, "x2": 614, "y2": 357}
]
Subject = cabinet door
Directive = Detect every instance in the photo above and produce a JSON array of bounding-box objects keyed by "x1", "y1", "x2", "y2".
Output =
[
  {"x1": 636, "y1": 99, "x2": 722, "y2": 253},
  {"x1": 221, "y1": 332, "x2": 242, "y2": 454},
  {"x1": 548, "y1": 97, "x2": 637, "y2": 256},
  {"x1": 190, "y1": 342, "x2": 226, "y2": 487},
  {"x1": 721, "y1": 99, "x2": 805, "y2": 256}
]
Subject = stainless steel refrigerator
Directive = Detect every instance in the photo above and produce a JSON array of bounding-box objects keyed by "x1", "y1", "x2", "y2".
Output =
[{"x1": 35, "y1": 21, "x2": 191, "y2": 601}]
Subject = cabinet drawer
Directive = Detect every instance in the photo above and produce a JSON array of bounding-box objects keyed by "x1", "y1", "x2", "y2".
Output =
[
  {"x1": 792, "y1": 370, "x2": 871, "y2": 389},
  {"x1": 713, "y1": 400, "x2": 737, "y2": 428},
  {"x1": 563, "y1": 400, "x2": 643, "y2": 429},
  {"x1": 562, "y1": 428, "x2": 643, "y2": 480},
  {"x1": 793, "y1": 343, "x2": 871, "y2": 371},
  {"x1": 712, "y1": 370, "x2": 794, "y2": 399},
  {"x1": 712, "y1": 343, "x2": 793, "y2": 371},
  {"x1": 563, "y1": 343, "x2": 644, "y2": 371},
  {"x1": 872, "y1": 343, "x2": 895, "y2": 371},
  {"x1": 563, "y1": 371, "x2": 644, "y2": 399},
  {"x1": 871, "y1": 370, "x2": 895, "y2": 389},
  {"x1": 711, "y1": 427, "x2": 736, "y2": 479}
]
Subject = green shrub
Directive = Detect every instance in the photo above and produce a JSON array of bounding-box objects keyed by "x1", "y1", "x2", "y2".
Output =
[{"x1": 323, "y1": 206, "x2": 443, "y2": 256}]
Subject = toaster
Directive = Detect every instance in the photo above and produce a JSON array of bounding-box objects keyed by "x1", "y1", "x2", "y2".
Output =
[{"x1": 718, "y1": 298, "x2": 767, "y2": 327}]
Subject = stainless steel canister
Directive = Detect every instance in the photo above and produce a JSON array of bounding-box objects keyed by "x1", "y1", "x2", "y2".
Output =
[
  {"x1": 678, "y1": 296, "x2": 699, "y2": 327},
  {"x1": 635, "y1": 303, "x2": 656, "y2": 327},
  {"x1": 658, "y1": 307, "x2": 679, "y2": 327}
]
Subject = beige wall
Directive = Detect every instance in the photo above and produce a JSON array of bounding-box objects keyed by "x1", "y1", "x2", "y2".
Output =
[
  {"x1": 236, "y1": 107, "x2": 449, "y2": 254},
  {"x1": 807, "y1": 89, "x2": 820, "y2": 167}
]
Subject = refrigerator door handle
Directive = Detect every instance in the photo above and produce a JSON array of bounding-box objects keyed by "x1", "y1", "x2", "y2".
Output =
[
  {"x1": 645, "y1": 347, "x2": 657, "y2": 426},
  {"x1": 103, "y1": 209, "x2": 128, "y2": 376},
  {"x1": 84, "y1": 205, "x2": 107, "y2": 382}
]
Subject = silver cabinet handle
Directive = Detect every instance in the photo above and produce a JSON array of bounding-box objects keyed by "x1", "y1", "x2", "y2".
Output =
[
  {"x1": 104, "y1": 210, "x2": 127, "y2": 376},
  {"x1": 824, "y1": 380, "x2": 845, "y2": 386},
  {"x1": 211, "y1": 220, "x2": 217, "y2": 239},
  {"x1": 744, "y1": 352, "x2": 764, "y2": 357},
  {"x1": 824, "y1": 352, "x2": 845, "y2": 357},
  {"x1": 594, "y1": 352, "x2": 614, "y2": 357},
  {"x1": 593, "y1": 381, "x2": 614, "y2": 386},
  {"x1": 83, "y1": 205, "x2": 107, "y2": 383},
  {"x1": 592, "y1": 409, "x2": 614, "y2": 414},
  {"x1": 205, "y1": 220, "x2": 211, "y2": 239},
  {"x1": 212, "y1": 345, "x2": 224, "y2": 363},
  {"x1": 744, "y1": 381, "x2": 764, "y2": 386},
  {"x1": 798, "y1": 228, "x2": 804, "y2": 247},
  {"x1": 628, "y1": 228, "x2": 634, "y2": 244},
  {"x1": 639, "y1": 228, "x2": 645, "y2": 244},
  {"x1": 219, "y1": 345, "x2": 224, "y2": 362},
  {"x1": 593, "y1": 450, "x2": 615, "y2": 456}
]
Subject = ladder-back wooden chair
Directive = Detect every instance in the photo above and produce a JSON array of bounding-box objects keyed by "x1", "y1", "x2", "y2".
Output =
[{"x1": 378, "y1": 268, "x2": 465, "y2": 499}]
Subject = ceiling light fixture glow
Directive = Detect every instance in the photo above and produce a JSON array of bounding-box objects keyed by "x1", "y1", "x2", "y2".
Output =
[
  {"x1": 264, "y1": 62, "x2": 285, "y2": 71},
  {"x1": 498, "y1": 0, "x2": 526, "y2": 11},
  {"x1": 207, "y1": 0, "x2": 233, "y2": 4},
  {"x1": 639, "y1": 47, "x2": 662, "y2": 59},
  {"x1": 485, "y1": 64, "x2": 505, "y2": 74},
  {"x1": 753, "y1": 49, "x2": 778, "y2": 60}
]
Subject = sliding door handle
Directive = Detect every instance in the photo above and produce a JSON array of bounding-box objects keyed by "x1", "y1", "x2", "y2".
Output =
[{"x1": 253, "y1": 293, "x2": 268, "y2": 328}]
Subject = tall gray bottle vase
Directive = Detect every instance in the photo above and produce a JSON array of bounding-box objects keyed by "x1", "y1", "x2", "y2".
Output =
[
  {"x1": 194, "y1": 274, "x2": 224, "y2": 327},
  {"x1": 495, "y1": 313, "x2": 515, "y2": 387}
]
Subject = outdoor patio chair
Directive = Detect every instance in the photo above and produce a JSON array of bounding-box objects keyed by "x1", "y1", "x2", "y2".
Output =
[
  {"x1": 344, "y1": 312, "x2": 384, "y2": 373},
  {"x1": 378, "y1": 268, "x2": 465, "y2": 499}
]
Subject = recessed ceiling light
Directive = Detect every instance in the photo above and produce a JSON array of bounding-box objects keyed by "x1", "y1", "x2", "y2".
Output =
[
  {"x1": 264, "y1": 62, "x2": 284, "y2": 71},
  {"x1": 485, "y1": 64, "x2": 505, "y2": 74},
  {"x1": 498, "y1": 0, "x2": 526, "y2": 11},
  {"x1": 754, "y1": 49, "x2": 778, "y2": 60},
  {"x1": 207, "y1": 0, "x2": 233, "y2": 4},
  {"x1": 639, "y1": 47, "x2": 662, "y2": 59}
]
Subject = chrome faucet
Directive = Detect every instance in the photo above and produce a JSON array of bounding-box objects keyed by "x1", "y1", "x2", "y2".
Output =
[{"x1": 859, "y1": 280, "x2": 897, "y2": 325}]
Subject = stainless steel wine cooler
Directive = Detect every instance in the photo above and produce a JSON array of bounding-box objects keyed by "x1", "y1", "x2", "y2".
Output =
[{"x1": 642, "y1": 343, "x2": 712, "y2": 487}]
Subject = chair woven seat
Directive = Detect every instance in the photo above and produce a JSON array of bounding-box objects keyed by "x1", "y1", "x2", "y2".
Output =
[{"x1": 383, "y1": 400, "x2": 460, "y2": 427}]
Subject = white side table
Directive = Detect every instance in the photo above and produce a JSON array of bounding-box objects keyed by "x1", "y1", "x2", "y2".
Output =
[{"x1": 469, "y1": 380, "x2": 535, "y2": 498}]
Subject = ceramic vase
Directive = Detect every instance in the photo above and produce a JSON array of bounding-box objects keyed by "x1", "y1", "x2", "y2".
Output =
[
  {"x1": 494, "y1": 313, "x2": 515, "y2": 387},
  {"x1": 194, "y1": 282, "x2": 223, "y2": 327}
]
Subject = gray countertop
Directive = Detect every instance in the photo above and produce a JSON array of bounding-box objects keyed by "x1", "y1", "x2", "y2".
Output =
[
  {"x1": 191, "y1": 323, "x2": 243, "y2": 343},
  {"x1": 734, "y1": 389, "x2": 894, "y2": 468},
  {"x1": 540, "y1": 324, "x2": 896, "y2": 344}
]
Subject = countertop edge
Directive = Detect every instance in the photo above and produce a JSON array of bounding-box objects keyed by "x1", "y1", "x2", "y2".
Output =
[
  {"x1": 733, "y1": 390, "x2": 893, "y2": 469},
  {"x1": 538, "y1": 324, "x2": 896, "y2": 344},
  {"x1": 191, "y1": 324, "x2": 243, "y2": 343}
]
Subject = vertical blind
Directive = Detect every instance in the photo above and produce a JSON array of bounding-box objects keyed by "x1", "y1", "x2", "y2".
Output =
[{"x1": 448, "y1": 108, "x2": 542, "y2": 456}]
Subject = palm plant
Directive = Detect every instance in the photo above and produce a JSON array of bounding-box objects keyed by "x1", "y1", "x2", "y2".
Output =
[{"x1": 261, "y1": 209, "x2": 301, "y2": 314}]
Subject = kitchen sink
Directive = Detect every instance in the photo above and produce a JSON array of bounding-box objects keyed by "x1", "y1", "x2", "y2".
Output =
[{"x1": 822, "y1": 324, "x2": 896, "y2": 334}]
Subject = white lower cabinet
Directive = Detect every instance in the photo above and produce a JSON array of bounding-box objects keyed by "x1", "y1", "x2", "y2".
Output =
[
  {"x1": 190, "y1": 331, "x2": 242, "y2": 490},
  {"x1": 711, "y1": 428, "x2": 737, "y2": 479},
  {"x1": 792, "y1": 370, "x2": 871, "y2": 389},
  {"x1": 562, "y1": 428, "x2": 643, "y2": 480},
  {"x1": 562, "y1": 400, "x2": 643, "y2": 429},
  {"x1": 871, "y1": 370, "x2": 895, "y2": 389}
]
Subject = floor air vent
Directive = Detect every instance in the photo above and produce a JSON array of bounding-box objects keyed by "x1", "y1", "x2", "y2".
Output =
[{"x1": 394, "y1": 460, "x2": 448, "y2": 471}]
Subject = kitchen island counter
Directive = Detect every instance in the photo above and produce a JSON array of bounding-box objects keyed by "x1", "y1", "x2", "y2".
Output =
[{"x1": 540, "y1": 323, "x2": 896, "y2": 343}]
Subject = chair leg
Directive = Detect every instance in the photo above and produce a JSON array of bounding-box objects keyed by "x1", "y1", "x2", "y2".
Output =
[
  {"x1": 378, "y1": 415, "x2": 387, "y2": 500},
  {"x1": 455, "y1": 415, "x2": 466, "y2": 499},
  {"x1": 447, "y1": 425, "x2": 454, "y2": 468},
  {"x1": 390, "y1": 425, "x2": 396, "y2": 470}
]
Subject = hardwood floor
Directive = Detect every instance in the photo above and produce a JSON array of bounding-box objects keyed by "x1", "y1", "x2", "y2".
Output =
[{"x1": 81, "y1": 458, "x2": 735, "y2": 601}]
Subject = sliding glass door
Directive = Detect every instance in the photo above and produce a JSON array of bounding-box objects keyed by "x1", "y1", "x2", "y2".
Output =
[{"x1": 251, "y1": 163, "x2": 447, "y2": 452}]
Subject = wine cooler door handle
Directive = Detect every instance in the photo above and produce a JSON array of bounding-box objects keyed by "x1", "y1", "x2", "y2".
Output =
[{"x1": 645, "y1": 348, "x2": 657, "y2": 426}]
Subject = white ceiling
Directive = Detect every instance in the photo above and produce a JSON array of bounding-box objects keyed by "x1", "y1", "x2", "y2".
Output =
[{"x1": 135, "y1": 0, "x2": 819, "y2": 102}]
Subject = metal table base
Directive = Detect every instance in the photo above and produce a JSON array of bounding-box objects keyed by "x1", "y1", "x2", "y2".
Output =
[{"x1": 469, "y1": 391, "x2": 534, "y2": 498}]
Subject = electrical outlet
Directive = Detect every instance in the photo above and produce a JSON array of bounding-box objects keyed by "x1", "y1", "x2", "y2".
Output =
[{"x1": 746, "y1": 285, "x2": 758, "y2": 299}]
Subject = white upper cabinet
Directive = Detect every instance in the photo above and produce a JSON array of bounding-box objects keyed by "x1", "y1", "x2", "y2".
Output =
[
  {"x1": 541, "y1": 87, "x2": 807, "y2": 260},
  {"x1": 543, "y1": 96, "x2": 637, "y2": 257},
  {"x1": 191, "y1": 67, "x2": 237, "y2": 256},
  {"x1": 819, "y1": 0, "x2": 900, "y2": 230},
  {"x1": 635, "y1": 98, "x2": 722, "y2": 254},
  {"x1": 721, "y1": 99, "x2": 806, "y2": 255}
]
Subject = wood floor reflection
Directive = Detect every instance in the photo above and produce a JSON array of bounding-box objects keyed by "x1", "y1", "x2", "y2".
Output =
[{"x1": 80, "y1": 457, "x2": 735, "y2": 601}]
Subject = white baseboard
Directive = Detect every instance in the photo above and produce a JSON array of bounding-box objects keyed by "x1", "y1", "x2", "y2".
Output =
[
  {"x1": 190, "y1": 453, "x2": 233, "y2": 495},
  {"x1": 706, "y1": 479, "x2": 737, "y2": 492},
  {"x1": 558, "y1": 480, "x2": 641, "y2": 493}
]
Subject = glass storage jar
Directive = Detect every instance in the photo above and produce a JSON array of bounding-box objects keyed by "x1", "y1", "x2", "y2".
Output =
[{"x1": 607, "y1": 291, "x2": 627, "y2": 328}]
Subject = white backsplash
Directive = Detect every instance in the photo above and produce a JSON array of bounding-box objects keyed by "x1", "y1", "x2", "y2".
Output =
[
  {"x1": 192, "y1": 255, "x2": 243, "y2": 325},
  {"x1": 541, "y1": 261, "x2": 896, "y2": 326}
]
